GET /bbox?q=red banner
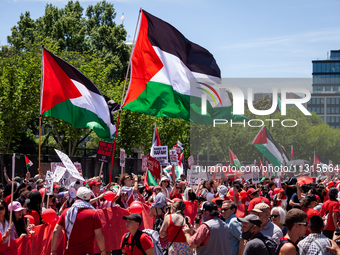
[0,204,155,255]
[147,155,161,180]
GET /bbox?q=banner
[51,162,82,188]
[187,165,207,186]
[153,146,168,166]
[147,155,161,180]
[95,141,114,163]
[172,146,181,161]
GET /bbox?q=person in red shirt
[51,187,105,255]
[300,194,320,235]
[170,183,183,200]
[121,213,155,255]
[247,188,270,212]
[320,187,340,239]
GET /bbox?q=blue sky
[1,0,340,92]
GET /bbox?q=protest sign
[153,146,168,165]
[54,149,84,181]
[253,170,260,184]
[187,156,194,169]
[141,155,148,172]
[147,155,161,180]
[45,171,54,195]
[169,149,178,165]
[120,149,125,167]
[95,141,114,163]
[187,166,207,186]
[53,166,67,183]
[243,165,254,181]
[173,146,181,161]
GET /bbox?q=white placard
[169,149,178,165]
[45,170,54,195]
[153,146,168,165]
[120,149,125,167]
[53,166,67,183]
[54,149,84,181]
[188,165,208,186]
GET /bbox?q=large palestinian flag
[40,48,120,141]
[252,126,286,167]
[229,148,242,168]
[122,10,245,124]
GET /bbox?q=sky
[1,0,340,94]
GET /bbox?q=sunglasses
[163,181,169,183]
[270,214,279,218]
[124,177,131,180]
[221,208,230,212]
[0,207,5,211]
[297,222,308,226]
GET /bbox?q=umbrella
[297,176,314,185]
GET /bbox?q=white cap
[217,185,228,197]
[77,187,92,200]
[206,192,214,201]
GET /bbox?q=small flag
[120,13,125,21]
[176,141,184,151]
[144,170,157,189]
[229,148,242,169]
[25,156,33,168]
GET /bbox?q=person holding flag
[24,156,33,171]
[119,173,138,206]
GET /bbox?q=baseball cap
[76,187,92,200]
[246,188,257,196]
[53,183,60,189]
[328,181,335,187]
[237,214,262,227]
[160,176,170,184]
[202,201,218,212]
[217,185,228,197]
[14,176,22,183]
[123,213,142,224]
[89,180,102,188]
[250,203,270,213]
[8,201,25,212]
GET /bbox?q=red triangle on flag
[252,126,267,145]
[41,49,82,114]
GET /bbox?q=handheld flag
[229,149,242,169]
[144,170,158,189]
[40,48,120,141]
[253,126,286,167]
[25,156,33,168]
[122,10,245,124]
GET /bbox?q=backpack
[153,207,165,232]
[257,236,277,255]
[121,229,163,255]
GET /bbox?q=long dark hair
[11,210,27,236]
[27,191,42,222]
[0,200,9,221]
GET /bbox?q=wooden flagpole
[8,154,15,247]
[109,9,143,183]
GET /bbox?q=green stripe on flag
[147,170,158,186]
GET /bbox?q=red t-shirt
[121,232,154,255]
[58,208,103,255]
[303,208,321,235]
[248,196,270,212]
[170,192,183,200]
[321,200,340,231]
[27,210,41,225]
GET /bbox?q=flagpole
[8,154,15,247]
[109,112,121,183]
[39,46,44,178]
[108,9,142,183]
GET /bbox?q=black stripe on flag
[44,49,102,95]
[143,10,221,78]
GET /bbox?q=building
[308,50,340,128]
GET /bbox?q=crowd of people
[2,167,340,255]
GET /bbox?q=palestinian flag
[143,169,158,189]
[25,156,33,168]
[229,149,242,169]
[314,151,328,172]
[40,48,120,141]
[176,141,184,152]
[122,10,245,124]
[252,126,285,167]
[291,146,295,160]
[150,122,161,157]
[178,152,184,168]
